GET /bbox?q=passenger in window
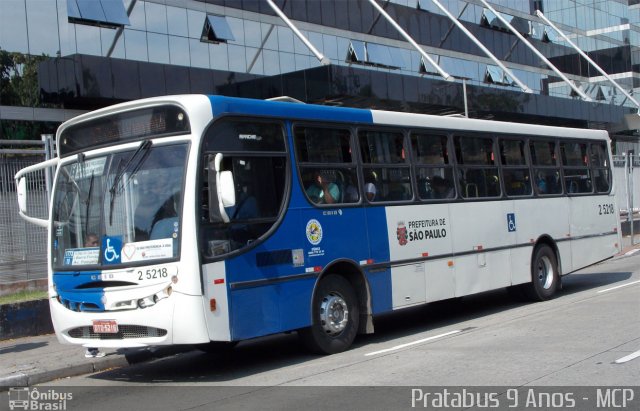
[536,173,547,194]
[431,176,454,199]
[365,183,377,202]
[84,233,99,248]
[306,172,340,204]
[226,186,257,220]
[343,175,359,203]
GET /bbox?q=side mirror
[218,171,236,208]
[17,177,27,214]
[15,156,55,228]
[214,153,235,223]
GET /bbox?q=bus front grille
[68,325,168,340]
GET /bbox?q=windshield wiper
[108,140,152,225]
[84,171,95,239]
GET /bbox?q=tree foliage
[0,49,44,107]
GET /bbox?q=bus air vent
[68,325,168,339]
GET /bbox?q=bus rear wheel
[525,244,559,301]
[300,274,359,355]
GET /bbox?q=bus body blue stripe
[208,95,374,124]
[219,109,392,340]
[53,272,105,311]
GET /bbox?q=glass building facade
[1,0,639,143]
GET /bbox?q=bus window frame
[560,140,594,196]
[293,122,362,207]
[357,127,414,205]
[589,141,612,194]
[197,115,291,263]
[409,129,458,202]
[529,138,565,197]
[452,132,502,200]
[498,136,534,199]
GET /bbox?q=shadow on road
[87,267,635,384]
[0,341,48,354]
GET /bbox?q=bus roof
[207,95,608,141]
[58,94,610,145]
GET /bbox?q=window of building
[346,41,400,69]
[485,65,514,86]
[67,0,130,28]
[419,56,441,76]
[542,27,560,43]
[347,40,366,63]
[480,8,530,35]
[201,15,235,43]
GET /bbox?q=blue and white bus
[16,95,620,354]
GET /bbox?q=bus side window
[561,142,592,194]
[590,143,611,193]
[500,139,532,197]
[530,140,562,196]
[411,132,456,201]
[359,130,412,202]
[295,126,359,205]
[455,135,500,199]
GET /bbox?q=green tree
[0,49,45,107]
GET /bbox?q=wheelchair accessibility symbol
[102,236,122,264]
[507,213,516,232]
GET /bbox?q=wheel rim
[536,255,554,289]
[319,292,349,336]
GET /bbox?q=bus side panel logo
[397,222,408,246]
[306,219,323,245]
[507,213,516,232]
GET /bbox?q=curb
[0,345,191,391]
[0,356,129,390]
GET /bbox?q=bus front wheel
[300,274,360,354]
[526,244,559,301]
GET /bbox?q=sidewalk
[0,334,190,390]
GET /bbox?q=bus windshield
[51,143,188,269]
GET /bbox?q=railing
[0,136,55,282]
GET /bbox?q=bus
[16,95,620,354]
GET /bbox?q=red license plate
[92,320,118,334]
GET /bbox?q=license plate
[92,320,118,334]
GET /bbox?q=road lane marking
[624,249,640,256]
[364,330,461,356]
[615,350,640,364]
[597,280,640,294]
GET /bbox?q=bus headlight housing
[137,285,172,309]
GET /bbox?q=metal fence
[613,154,640,240]
[0,137,54,283]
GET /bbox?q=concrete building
[1,0,639,150]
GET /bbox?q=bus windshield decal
[121,239,174,263]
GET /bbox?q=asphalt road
[35,251,640,410]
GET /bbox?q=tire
[525,244,559,301]
[299,274,360,355]
[195,341,238,354]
